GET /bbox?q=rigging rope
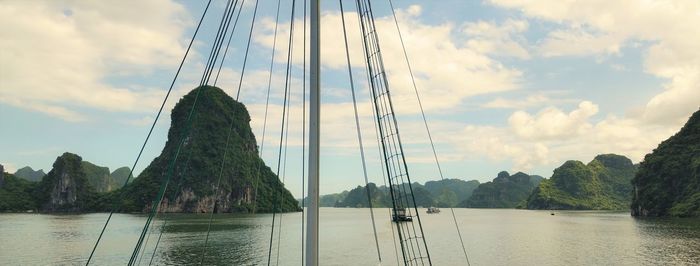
[199,0,249,262]
[213,0,247,86]
[85,1,213,265]
[267,1,297,264]
[251,0,283,215]
[300,0,307,264]
[386,1,471,264]
[339,0,382,263]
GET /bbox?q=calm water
[1,208,699,265]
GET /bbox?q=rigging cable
[85,1,213,265]
[300,0,307,264]
[251,0,283,215]
[386,1,471,264]
[128,0,239,264]
[339,0,382,263]
[213,0,247,86]
[198,0,251,263]
[267,1,297,264]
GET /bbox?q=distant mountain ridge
[304,179,481,208]
[14,167,45,182]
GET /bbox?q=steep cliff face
[119,86,298,213]
[461,171,541,208]
[632,109,700,217]
[37,153,97,212]
[526,154,637,210]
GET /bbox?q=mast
[306,0,320,265]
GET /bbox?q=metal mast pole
[306,0,320,265]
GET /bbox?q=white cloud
[509,101,598,140]
[463,19,531,59]
[450,125,551,171]
[538,27,623,57]
[0,0,193,121]
[482,94,553,109]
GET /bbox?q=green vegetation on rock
[82,161,118,193]
[526,154,637,210]
[461,171,542,208]
[110,167,133,187]
[632,109,700,217]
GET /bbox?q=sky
[1,0,699,197]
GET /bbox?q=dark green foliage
[0,173,39,211]
[14,166,45,182]
[424,179,480,207]
[632,109,700,217]
[462,171,540,208]
[118,86,298,213]
[526,154,637,210]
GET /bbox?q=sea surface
[1,208,699,265]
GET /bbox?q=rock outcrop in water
[119,86,298,213]
[36,152,98,212]
[526,154,637,210]
[632,109,700,217]
[461,171,542,208]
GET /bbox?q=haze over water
[1,208,699,265]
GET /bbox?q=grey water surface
[1,208,699,265]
